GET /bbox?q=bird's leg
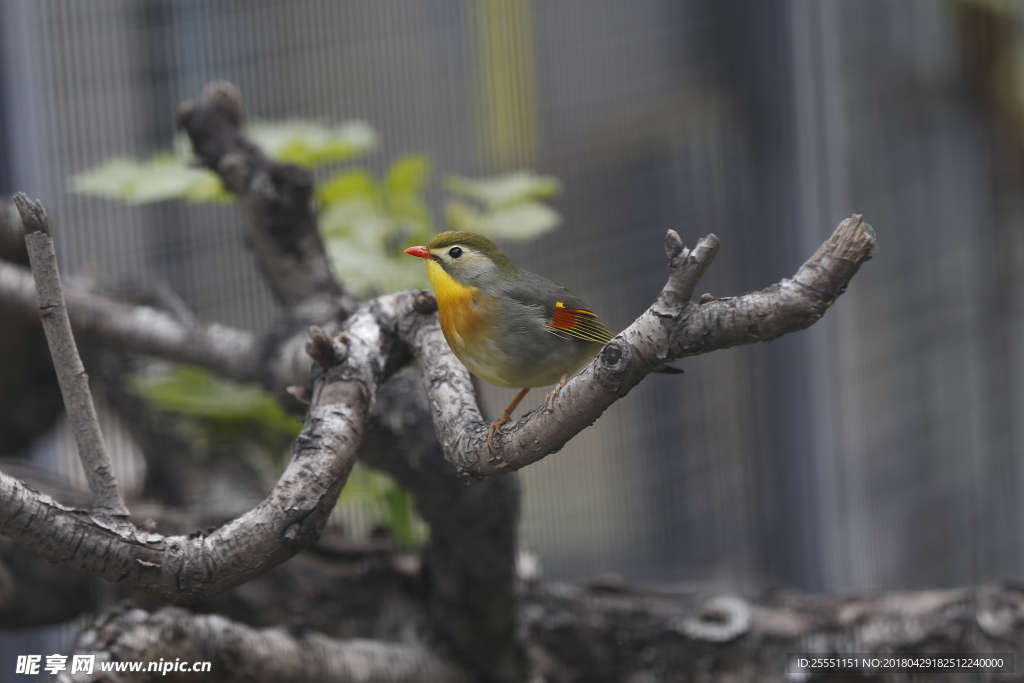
[544,371,569,413]
[488,387,531,452]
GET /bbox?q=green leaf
[318,157,434,293]
[445,170,561,209]
[385,486,417,546]
[337,462,426,547]
[323,227,430,294]
[70,158,141,200]
[318,169,380,208]
[385,155,432,238]
[444,199,560,240]
[385,155,430,197]
[130,365,301,437]
[247,120,378,168]
[71,154,232,204]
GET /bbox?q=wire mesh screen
[1,0,1022,594]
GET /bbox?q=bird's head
[405,231,517,287]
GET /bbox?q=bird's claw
[544,371,569,413]
[487,415,510,453]
[544,388,560,413]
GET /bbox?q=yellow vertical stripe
[470,0,539,168]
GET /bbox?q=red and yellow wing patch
[548,301,614,344]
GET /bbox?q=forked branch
[400,215,877,478]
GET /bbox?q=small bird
[406,231,676,451]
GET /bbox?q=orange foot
[544,371,569,413]
[487,415,511,453]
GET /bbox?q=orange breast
[427,260,490,354]
[438,289,491,353]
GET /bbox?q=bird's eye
[448,247,463,259]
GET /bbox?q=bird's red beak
[404,246,432,259]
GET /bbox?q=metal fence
[1,0,1020,595]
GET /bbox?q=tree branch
[361,371,524,683]
[175,81,357,320]
[13,193,129,518]
[400,215,877,478]
[0,82,879,682]
[524,580,1019,682]
[58,605,468,683]
[0,298,400,602]
[0,259,260,383]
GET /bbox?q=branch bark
[0,259,260,383]
[57,605,467,683]
[13,193,128,518]
[524,580,1021,683]
[361,371,524,682]
[176,80,357,320]
[0,295,405,602]
[53,578,1022,683]
[399,216,876,478]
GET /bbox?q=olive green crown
[428,231,517,271]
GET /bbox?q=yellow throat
[426,259,477,310]
[425,259,495,374]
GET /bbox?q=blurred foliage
[73,117,563,544]
[131,364,423,544]
[335,461,426,547]
[246,120,378,168]
[71,118,562,295]
[318,155,436,294]
[71,153,233,204]
[445,171,562,240]
[130,364,301,454]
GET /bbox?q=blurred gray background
[2,0,1021,598]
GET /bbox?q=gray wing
[496,271,613,344]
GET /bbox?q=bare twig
[13,193,129,518]
[401,215,877,478]
[59,605,468,683]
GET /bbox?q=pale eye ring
[448,246,463,259]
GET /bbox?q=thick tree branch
[176,80,357,320]
[0,299,397,602]
[361,371,524,683]
[49,576,1022,683]
[58,605,467,683]
[400,215,877,478]
[525,580,1019,683]
[13,194,129,518]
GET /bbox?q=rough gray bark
[13,194,128,518]
[0,204,63,456]
[176,81,357,321]
[0,258,260,383]
[48,576,1024,683]
[362,370,523,682]
[523,580,1023,683]
[0,295,409,601]
[55,605,467,683]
